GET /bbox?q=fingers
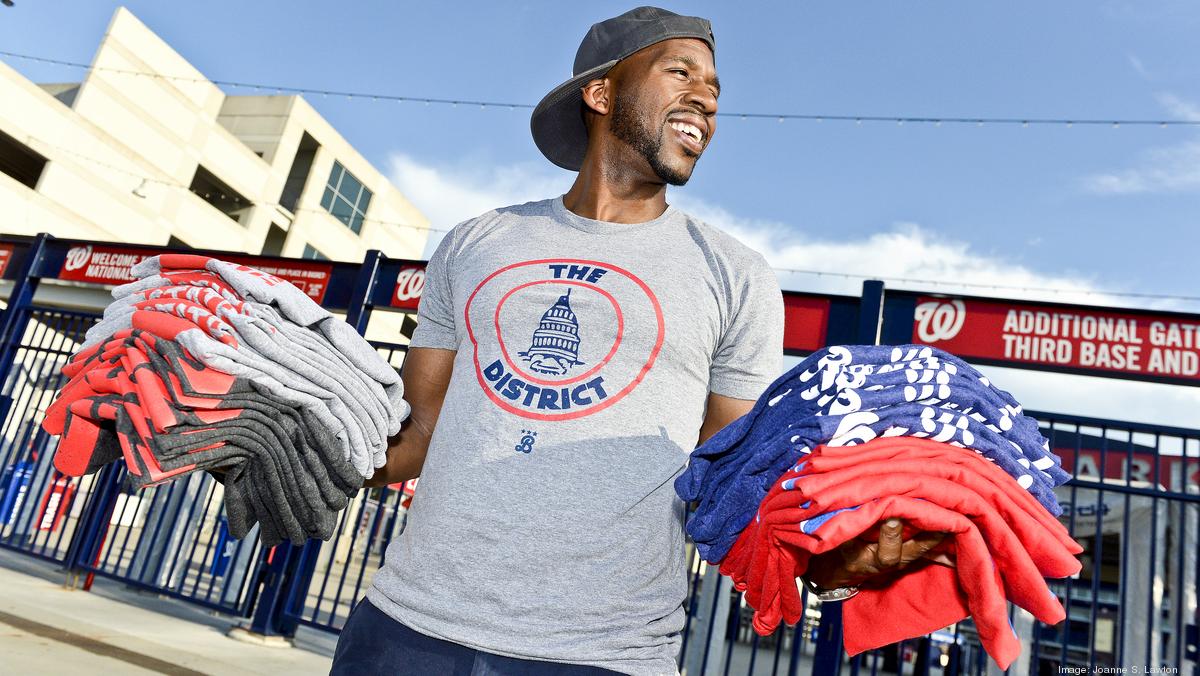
[900,531,946,566]
[876,518,904,567]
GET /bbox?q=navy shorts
[330,598,625,675]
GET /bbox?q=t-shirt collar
[552,194,679,234]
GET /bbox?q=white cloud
[1083,139,1200,195]
[1082,94,1200,195]
[387,153,1200,426]
[388,153,572,254]
[389,151,1188,309]
[1157,92,1200,121]
[670,194,1136,307]
[1127,53,1151,79]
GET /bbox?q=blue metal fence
[0,306,103,564]
[0,234,1196,675]
[70,465,267,615]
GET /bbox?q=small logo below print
[519,289,585,376]
[514,430,538,454]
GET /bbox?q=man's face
[605,38,719,186]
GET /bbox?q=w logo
[64,245,92,272]
[394,267,425,303]
[914,299,966,342]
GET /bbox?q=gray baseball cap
[530,6,715,172]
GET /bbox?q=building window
[188,165,251,225]
[320,161,372,235]
[0,129,48,189]
[279,132,319,213]
[302,244,329,261]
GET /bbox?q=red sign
[224,254,333,305]
[391,264,427,311]
[913,296,1200,384]
[1057,447,1200,493]
[783,295,831,353]
[0,243,13,277]
[57,244,334,303]
[36,476,75,533]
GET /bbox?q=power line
[769,265,1200,303]
[21,135,1200,305]
[4,49,1199,129]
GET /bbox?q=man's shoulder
[449,197,557,236]
[673,208,773,272]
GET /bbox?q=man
[332,8,943,675]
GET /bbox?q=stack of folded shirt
[40,254,410,547]
[674,345,1081,669]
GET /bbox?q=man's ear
[581,78,612,116]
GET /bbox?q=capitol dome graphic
[519,289,585,376]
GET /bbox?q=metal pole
[811,601,846,675]
[857,280,885,345]
[0,234,49,386]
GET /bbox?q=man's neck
[562,155,669,224]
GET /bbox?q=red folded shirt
[45,309,251,483]
[720,436,1081,670]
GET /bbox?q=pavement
[0,549,336,675]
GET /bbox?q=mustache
[665,106,707,120]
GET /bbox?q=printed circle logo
[465,258,663,421]
[64,245,93,272]
[914,299,966,342]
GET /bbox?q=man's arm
[697,391,755,445]
[697,392,950,591]
[364,347,456,488]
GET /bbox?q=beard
[608,90,695,186]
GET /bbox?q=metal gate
[0,306,102,564]
[683,411,1199,676]
[1,234,1197,675]
[0,235,378,620]
[281,340,413,632]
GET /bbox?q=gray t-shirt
[368,196,783,675]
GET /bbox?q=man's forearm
[364,418,434,487]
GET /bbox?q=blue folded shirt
[676,344,1070,562]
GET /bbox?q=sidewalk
[0,550,336,675]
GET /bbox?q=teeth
[669,121,702,143]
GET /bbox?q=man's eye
[670,69,688,77]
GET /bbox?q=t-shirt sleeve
[409,228,459,350]
[708,255,784,400]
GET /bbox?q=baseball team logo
[914,299,966,342]
[394,267,426,304]
[63,245,93,272]
[465,258,664,421]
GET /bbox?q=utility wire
[4,49,1199,128]
[24,135,1200,305]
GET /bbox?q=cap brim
[530,59,618,172]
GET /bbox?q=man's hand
[695,395,954,591]
[803,518,954,591]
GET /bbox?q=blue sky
[3,1,1199,424]
[3,1,1198,304]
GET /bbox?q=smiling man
[331,7,938,676]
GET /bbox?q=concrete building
[0,6,430,263]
